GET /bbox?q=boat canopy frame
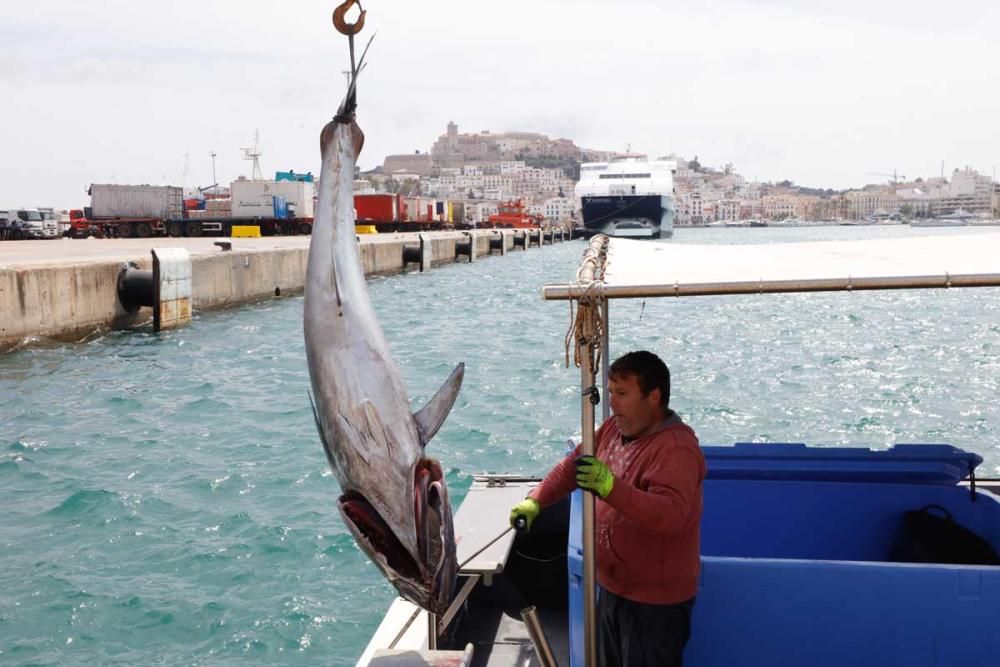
[543,232,1000,302]
[541,230,1000,667]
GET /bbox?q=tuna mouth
[337,459,455,612]
[339,492,422,582]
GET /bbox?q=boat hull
[579,194,674,239]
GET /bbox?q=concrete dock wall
[192,247,309,310]
[0,229,567,352]
[0,261,144,347]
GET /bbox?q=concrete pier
[0,229,569,352]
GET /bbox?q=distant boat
[911,209,977,227]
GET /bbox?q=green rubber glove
[575,455,615,498]
[510,498,541,532]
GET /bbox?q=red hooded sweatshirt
[529,411,705,605]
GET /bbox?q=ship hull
[579,194,674,239]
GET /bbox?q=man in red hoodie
[510,350,705,667]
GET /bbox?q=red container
[353,194,399,223]
[183,198,201,211]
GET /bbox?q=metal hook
[333,0,366,35]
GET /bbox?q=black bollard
[117,262,154,313]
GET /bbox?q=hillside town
[5,124,997,241]
[359,122,1000,227]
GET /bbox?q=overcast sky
[3,0,998,209]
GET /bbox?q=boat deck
[360,476,570,667]
[453,599,569,666]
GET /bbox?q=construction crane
[867,170,907,184]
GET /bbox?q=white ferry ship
[574,155,676,239]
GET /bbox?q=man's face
[608,373,663,438]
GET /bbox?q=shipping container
[230,180,316,219]
[274,180,315,218]
[275,170,315,183]
[89,184,184,220]
[354,193,399,223]
[205,199,232,213]
[405,197,433,223]
[402,197,419,222]
[451,201,467,225]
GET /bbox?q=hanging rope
[564,235,609,370]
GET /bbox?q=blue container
[567,443,1000,667]
[272,196,288,220]
[275,170,314,183]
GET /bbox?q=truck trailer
[69,184,313,238]
[353,193,455,232]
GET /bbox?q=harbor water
[2,226,999,665]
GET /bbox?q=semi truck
[0,208,60,240]
[69,184,314,238]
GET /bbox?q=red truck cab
[67,209,101,238]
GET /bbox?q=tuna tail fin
[335,33,376,121]
[413,363,465,446]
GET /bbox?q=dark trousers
[597,589,695,667]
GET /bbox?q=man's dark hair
[609,351,670,408]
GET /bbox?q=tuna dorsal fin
[413,363,465,446]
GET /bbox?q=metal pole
[580,320,599,667]
[601,298,610,423]
[521,606,559,667]
[427,613,437,650]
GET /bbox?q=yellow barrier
[231,225,261,238]
[355,225,378,235]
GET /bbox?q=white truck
[0,209,60,240]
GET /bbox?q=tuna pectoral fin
[413,363,465,446]
[308,390,331,453]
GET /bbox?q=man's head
[608,351,671,438]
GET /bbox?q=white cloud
[1,0,998,208]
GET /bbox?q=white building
[542,196,576,223]
[500,161,527,174]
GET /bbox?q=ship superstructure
[575,155,676,238]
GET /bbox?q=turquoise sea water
[2,226,999,665]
